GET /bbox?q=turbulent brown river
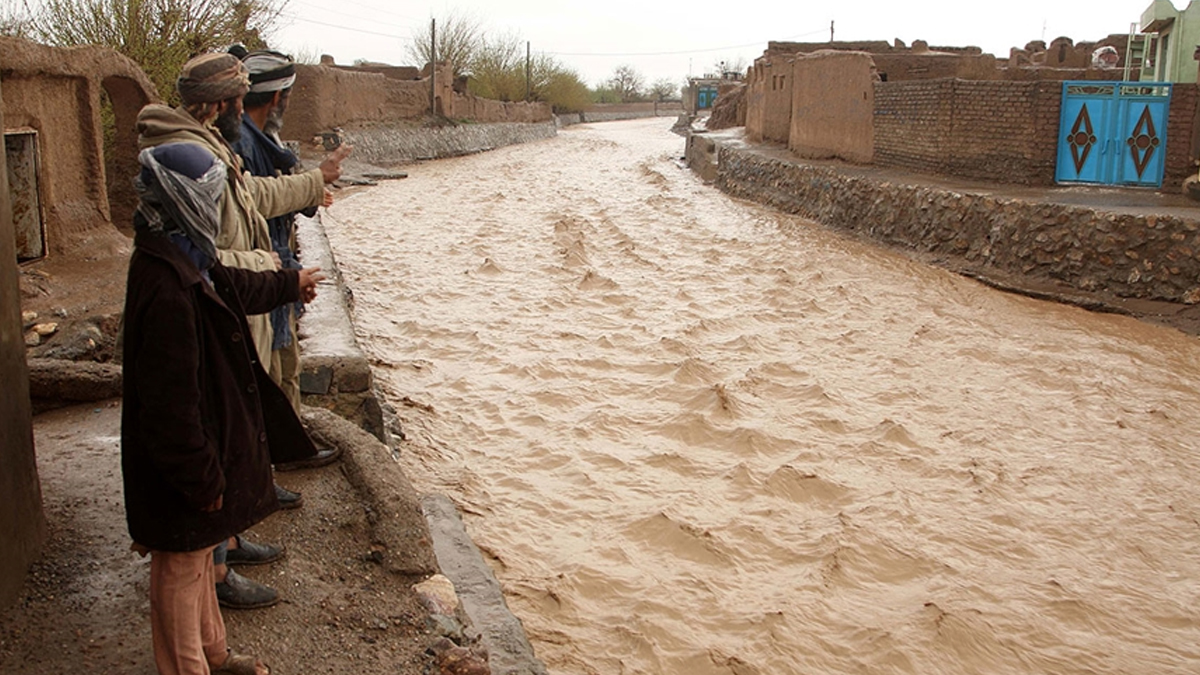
[322,117,1200,674]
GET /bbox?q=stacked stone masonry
[713,144,1200,303]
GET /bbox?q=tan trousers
[268,306,301,412]
[150,547,227,675]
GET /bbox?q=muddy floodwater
[322,118,1200,674]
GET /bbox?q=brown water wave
[323,118,1200,674]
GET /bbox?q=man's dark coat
[121,230,316,552]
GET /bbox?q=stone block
[334,359,373,393]
[300,365,334,395]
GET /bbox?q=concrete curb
[423,494,549,675]
[296,210,389,442]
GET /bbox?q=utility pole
[830,20,834,43]
[525,41,531,102]
[430,18,436,117]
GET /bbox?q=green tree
[467,31,524,101]
[465,33,590,113]
[22,0,283,104]
[406,10,480,78]
[591,86,622,104]
[530,57,590,113]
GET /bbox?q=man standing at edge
[135,52,346,609]
[122,139,324,675]
[229,49,325,414]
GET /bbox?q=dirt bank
[0,399,449,675]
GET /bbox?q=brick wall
[1166,84,1199,190]
[872,80,954,177]
[874,79,1061,185]
[875,79,1197,189]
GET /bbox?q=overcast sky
[270,1,1158,88]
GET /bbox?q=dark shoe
[274,445,342,472]
[274,483,304,510]
[225,534,284,566]
[216,568,279,609]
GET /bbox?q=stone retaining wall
[705,138,1200,303]
[339,121,557,166]
[295,212,388,442]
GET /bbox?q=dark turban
[177,53,251,105]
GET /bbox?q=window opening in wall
[5,129,45,263]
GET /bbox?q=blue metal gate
[1056,81,1172,187]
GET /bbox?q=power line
[289,0,425,27]
[279,12,415,41]
[544,27,828,58]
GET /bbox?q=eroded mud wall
[0,77,45,609]
[283,64,553,142]
[789,51,875,163]
[0,37,154,253]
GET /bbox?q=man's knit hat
[177,53,251,104]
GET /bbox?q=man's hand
[319,144,353,185]
[298,266,327,303]
[269,251,283,270]
[322,188,334,208]
[202,494,223,512]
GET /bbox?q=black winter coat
[121,231,316,552]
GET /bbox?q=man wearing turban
[135,52,347,610]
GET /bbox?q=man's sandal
[212,652,271,675]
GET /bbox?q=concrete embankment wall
[690,133,1200,304]
[340,121,558,166]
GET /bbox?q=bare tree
[0,0,32,36]
[25,0,284,102]
[606,64,644,102]
[406,10,481,78]
[649,77,677,102]
[712,56,748,77]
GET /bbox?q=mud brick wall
[711,143,1200,303]
[873,79,1061,185]
[790,51,875,163]
[285,64,552,141]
